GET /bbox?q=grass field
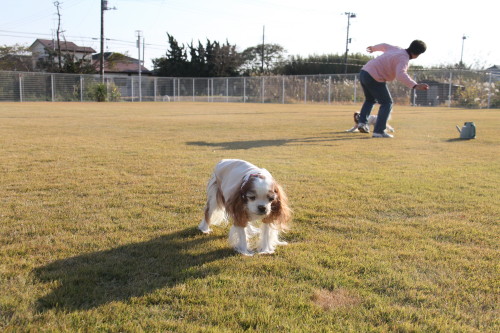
[0,102,498,332]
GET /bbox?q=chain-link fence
[0,69,498,108]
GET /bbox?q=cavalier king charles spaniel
[346,112,395,133]
[198,159,291,256]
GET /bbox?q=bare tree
[53,1,64,71]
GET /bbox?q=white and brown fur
[198,159,291,256]
[346,112,395,133]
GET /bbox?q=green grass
[0,102,498,332]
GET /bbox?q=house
[485,65,500,81]
[413,80,463,106]
[29,39,96,66]
[92,52,151,76]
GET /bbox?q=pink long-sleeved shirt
[361,43,417,89]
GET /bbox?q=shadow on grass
[187,133,367,150]
[33,228,233,312]
[445,138,474,142]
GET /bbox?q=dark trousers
[359,70,393,133]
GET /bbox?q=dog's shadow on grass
[187,133,366,150]
[33,228,233,312]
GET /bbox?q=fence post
[226,78,229,103]
[51,74,55,102]
[19,74,23,102]
[487,72,492,109]
[448,72,453,107]
[154,78,157,102]
[328,76,331,104]
[243,77,246,103]
[139,75,142,102]
[80,76,84,102]
[172,78,175,102]
[353,75,357,103]
[282,76,285,104]
[131,77,135,102]
[261,77,265,103]
[304,77,307,104]
[193,78,195,102]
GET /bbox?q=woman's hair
[408,40,427,55]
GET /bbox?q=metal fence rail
[0,70,498,108]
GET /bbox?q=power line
[0,29,167,51]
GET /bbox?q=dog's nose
[257,205,267,213]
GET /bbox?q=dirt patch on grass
[311,288,361,310]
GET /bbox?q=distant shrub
[87,82,121,102]
[456,80,498,108]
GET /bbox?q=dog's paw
[235,248,254,256]
[198,220,212,234]
[276,240,288,246]
[257,249,275,255]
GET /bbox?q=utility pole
[261,25,265,74]
[136,30,142,102]
[343,12,356,74]
[100,0,116,81]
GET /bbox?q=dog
[198,159,291,256]
[346,112,395,133]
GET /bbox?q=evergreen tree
[152,33,188,77]
[281,53,372,75]
[153,34,242,77]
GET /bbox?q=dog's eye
[268,196,276,202]
[247,195,256,201]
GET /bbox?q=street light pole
[459,34,467,68]
[344,12,356,74]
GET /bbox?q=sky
[1,0,498,71]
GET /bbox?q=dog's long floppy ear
[226,177,253,227]
[263,181,291,229]
[354,112,360,124]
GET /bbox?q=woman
[357,40,429,138]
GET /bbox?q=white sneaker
[372,132,394,138]
[357,123,370,133]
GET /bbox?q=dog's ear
[354,112,360,123]
[263,181,291,229]
[226,178,252,227]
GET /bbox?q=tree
[60,53,96,74]
[54,1,64,72]
[153,33,243,77]
[280,53,372,75]
[152,33,188,77]
[188,40,206,77]
[210,40,243,77]
[0,44,32,71]
[241,43,286,76]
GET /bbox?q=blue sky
[1,0,498,70]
